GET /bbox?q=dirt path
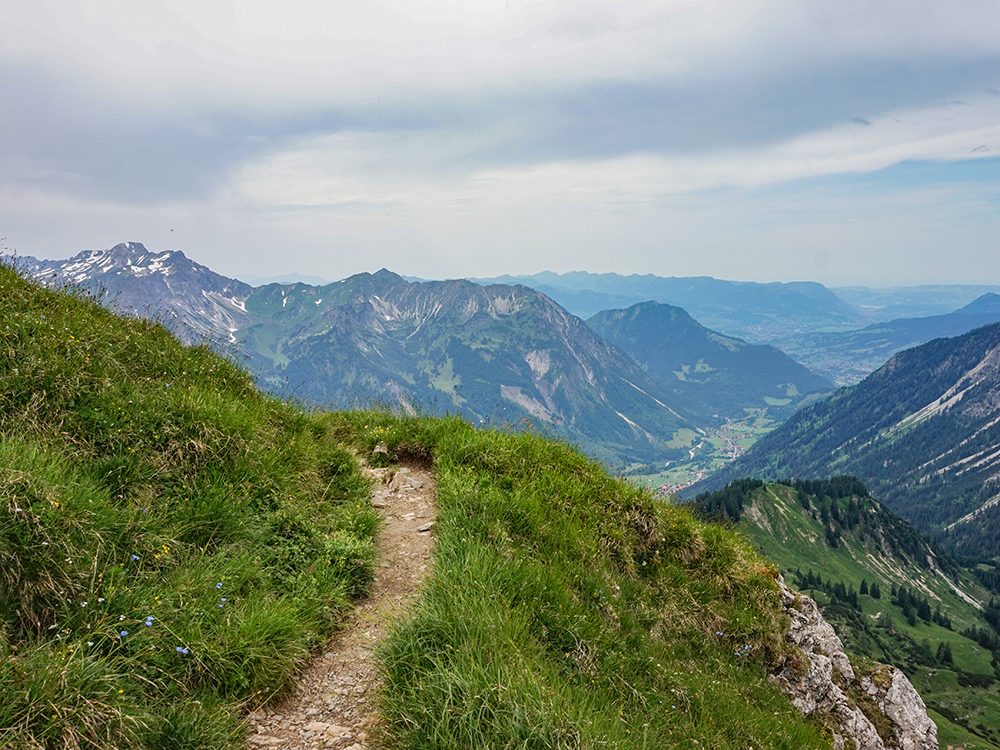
[246,464,437,750]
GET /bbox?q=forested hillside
[692,323,1000,558]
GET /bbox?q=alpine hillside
[3,257,938,750]
[692,322,1000,559]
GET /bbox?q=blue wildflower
[120,630,128,637]
[176,646,189,654]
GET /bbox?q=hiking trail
[246,463,437,750]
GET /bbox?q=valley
[631,414,778,494]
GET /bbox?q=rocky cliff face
[770,579,937,750]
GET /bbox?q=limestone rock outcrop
[769,578,937,750]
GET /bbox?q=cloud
[3,0,1000,284]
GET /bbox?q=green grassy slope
[0,265,379,748]
[328,413,832,750]
[1,265,839,749]
[694,478,1000,749]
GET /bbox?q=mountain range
[19,242,1000,497]
[242,269,705,463]
[475,271,1000,386]
[474,270,862,341]
[14,243,837,464]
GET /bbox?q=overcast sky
[3,1,1000,287]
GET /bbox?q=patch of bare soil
[245,463,437,750]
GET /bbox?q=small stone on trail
[417,522,435,532]
[247,736,285,747]
[304,721,353,736]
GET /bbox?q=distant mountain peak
[17,242,252,343]
[371,268,407,286]
[958,292,1000,316]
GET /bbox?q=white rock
[771,578,937,750]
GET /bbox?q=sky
[2,0,1000,287]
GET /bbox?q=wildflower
[176,646,189,654]
[220,598,226,602]
[215,582,223,589]
[130,554,139,561]
[120,630,128,637]
[144,616,154,626]
[119,615,125,621]
[98,598,105,602]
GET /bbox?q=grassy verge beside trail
[0,265,379,749]
[330,411,833,750]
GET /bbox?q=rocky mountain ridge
[253,269,708,462]
[17,242,254,342]
[693,476,1000,746]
